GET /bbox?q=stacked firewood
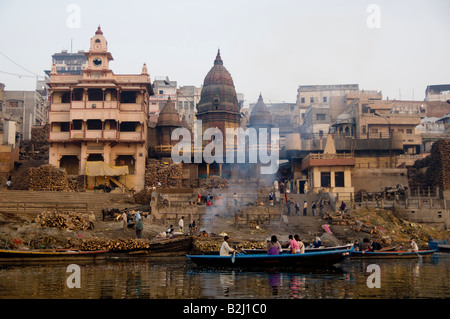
[35,211,94,231]
[145,159,182,188]
[28,164,70,191]
[66,237,152,251]
[427,139,450,190]
[409,139,450,191]
[192,238,266,253]
[20,125,49,160]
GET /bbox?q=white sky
[0,0,449,106]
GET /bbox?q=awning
[85,161,129,176]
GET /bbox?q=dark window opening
[72,89,84,101]
[88,89,103,101]
[321,172,331,188]
[72,120,83,130]
[104,120,117,130]
[87,119,102,130]
[120,91,137,103]
[120,121,139,132]
[316,114,326,121]
[61,91,71,103]
[335,171,345,187]
[87,153,104,162]
[52,122,70,132]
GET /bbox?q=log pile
[66,237,152,252]
[28,164,70,191]
[192,238,266,253]
[35,211,95,231]
[145,159,183,188]
[409,139,450,191]
[20,125,49,160]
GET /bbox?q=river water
[0,254,449,300]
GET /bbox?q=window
[316,114,326,121]
[335,172,345,187]
[301,97,305,104]
[86,119,102,130]
[323,97,327,103]
[159,90,164,95]
[398,129,404,133]
[72,120,83,130]
[321,172,331,188]
[9,101,19,108]
[178,101,183,109]
[406,129,413,134]
[310,97,314,103]
[88,89,103,101]
[120,91,137,103]
[371,128,378,134]
[120,121,139,132]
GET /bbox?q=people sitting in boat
[267,235,282,255]
[353,240,360,251]
[294,234,305,254]
[312,237,322,248]
[220,236,236,256]
[361,238,371,251]
[288,235,299,254]
[370,239,382,251]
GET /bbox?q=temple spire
[214,48,223,65]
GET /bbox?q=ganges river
[0,253,449,299]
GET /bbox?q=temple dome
[249,94,272,127]
[157,97,180,127]
[196,50,240,115]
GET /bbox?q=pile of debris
[35,211,95,231]
[145,159,183,188]
[345,208,448,247]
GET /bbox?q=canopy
[85,161,129,176]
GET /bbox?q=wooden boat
[242,244,353,255]
[186,246,353,268]
[127,236,194,256]
[350,249,436,259]
[428,240,450,253]
[0,248,109,262]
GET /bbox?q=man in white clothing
[220,236,235,256]
[178,216,184,232]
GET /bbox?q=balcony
[50,103,70,112]
[119,131,144,142]
[49,131,70,141]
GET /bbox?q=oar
[231,251,236,263]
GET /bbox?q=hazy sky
[0,0,449,106]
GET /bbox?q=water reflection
[0,254,449,299]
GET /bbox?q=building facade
[47,26,153,191]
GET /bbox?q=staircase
[0,190,130,218]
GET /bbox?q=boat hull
[186,247,353,268]
[0,249,109,262]
[350,249,436,259]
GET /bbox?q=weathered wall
[352,168,409,192]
